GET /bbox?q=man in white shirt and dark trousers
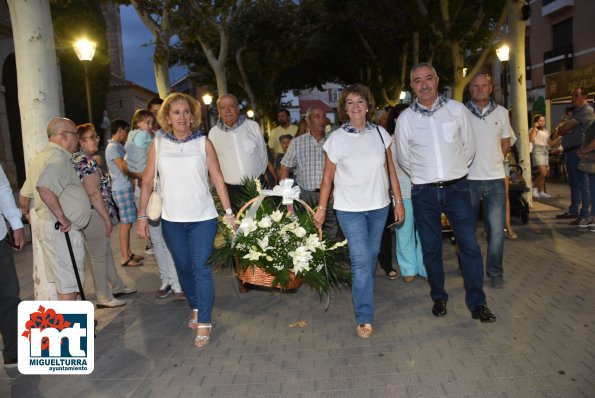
[465,72,511,289]
[209,94,274,210]
[0,163,25,367]
[395,63,496,323]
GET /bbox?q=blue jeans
[468,179,506,278]
[411,179,486,312]
[161,218,218,323]
[590,173,595,218]
[565,149,590,217]
[336,205,389,325]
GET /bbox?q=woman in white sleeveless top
[137,93,235,348]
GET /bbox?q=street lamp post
[202,93,213,133]
[73,38,97,123]
[496,44,510,108]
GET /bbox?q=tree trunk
[507,1,532,202]
[236,47,256,111]
[451,42,466,101]
[153,38,171,99]
[8,0,62,300]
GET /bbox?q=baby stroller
[509,165,530,224]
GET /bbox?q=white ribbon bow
[233,179,301,247]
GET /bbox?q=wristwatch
[225,208,233,215]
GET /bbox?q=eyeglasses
[62,130,78,137]
[80,135,100,142]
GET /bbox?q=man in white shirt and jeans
[465,72,511,289]
[395,63,496,323]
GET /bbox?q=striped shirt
[281,132,328,191]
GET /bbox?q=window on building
[553,18,572,49]
[329,88,342,103]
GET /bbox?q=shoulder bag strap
[152,135,161,191]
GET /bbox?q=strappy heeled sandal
[188,309,198,330]
[194,323,212,348]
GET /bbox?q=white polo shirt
[466,102,511,180]
[323,124,391,212]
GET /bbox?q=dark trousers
[377,203,395,274]
[0,237,20,362]
[411,179,486,312]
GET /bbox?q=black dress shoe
[471,304,496,323]
[432,299,447,317]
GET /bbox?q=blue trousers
[161,218,217,323]
[336,205,389,325]
[395,199,426,277]
[566,149,590,217]
[412,179,486,312]
[468,179,506,278]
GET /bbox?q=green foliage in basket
[211,178,351,294]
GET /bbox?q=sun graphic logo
[18,301,94,374]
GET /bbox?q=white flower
[289,246,312,274]
[327,240,347,251]
[304,234,321,251]
[258,216,272,229]
[292,226,307,238]
[280,221,297,235]
[243,247,264,261]
[256,236,272,252]
[271,210,284,223]
[240,220,258,236]
[255,179,262,194]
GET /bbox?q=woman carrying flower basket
[137,93,236,348]
[313,84,405,339]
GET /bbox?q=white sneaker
[539,192,552,199]
[96,298,126,309]
[577,217,595,228]
[532,188,540,198]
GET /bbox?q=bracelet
[223,213,235,218]
[137,215,149,220]
[394,198,404,205]
[225,208,233,215]
[318,206,326,211]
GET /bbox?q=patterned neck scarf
[162,129,203,143]
[217,115,246,132]
[465,98,497,120]
[410,94,449,117]
[341,121,374,134]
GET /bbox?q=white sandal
[194,323,212,348]
[188,309,198,330]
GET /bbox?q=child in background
[125,109,154,192]
[275,134,293,171]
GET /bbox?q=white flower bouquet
[214,179,350,293]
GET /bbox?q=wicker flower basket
[234,196,321,290]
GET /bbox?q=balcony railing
[543,46,573,76]
[542,0,574,16]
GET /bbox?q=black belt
[303,188,320,192]
[564,146,580,153]
[416,176,466,189]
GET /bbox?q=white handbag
[147,136,162,221]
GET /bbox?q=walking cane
[55,222,86,300]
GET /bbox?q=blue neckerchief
[465,98,497,120]
[341,121,374,134]
[410,94,449,117]
[162,129,203,143]
[216,115,246,132]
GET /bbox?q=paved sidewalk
[1,181,594,397]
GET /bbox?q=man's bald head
[47,117,76,138]
[47,117,78,153]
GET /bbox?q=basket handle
[235,196,322,240]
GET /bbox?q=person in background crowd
[504,128,518,240]
[138,93,236,348]
[275,134,293,171]
[19,117,92,301]
[375,107,399,280]
[0,163,25,368]
[314,84,404,339]
[577,121,595,231]
[147,97,164,133]
[395,63,496,323]
[554,87,594,224]
[279,106,338,241]
[269,109,298,163]
[73,123,137,308]
[530,114,560,199]
[106,119,143,267]
[388,104,427,282]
